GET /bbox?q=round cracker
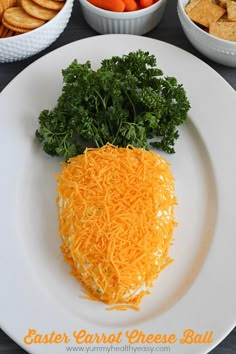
[2,16,30,32]
[1,0,17,10]
[21,0,58,20]
[0,23,4,37]
[32,0,64,10]
[5,28,15,36]
[3,7,45,29]
[0,0,4,20]
[2,24,9,36]
[1,26,14,37]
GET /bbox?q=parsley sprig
[35,50,190,160]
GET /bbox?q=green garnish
[35,50,190,160]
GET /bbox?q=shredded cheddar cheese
[56,144,177,310]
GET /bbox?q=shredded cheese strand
[56,144,177,310]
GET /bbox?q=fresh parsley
[35,50,190,160]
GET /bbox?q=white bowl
[78,0,168,35]
[177,0,236,67]
[0,0,73,63]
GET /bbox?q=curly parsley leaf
[35,50,190,160]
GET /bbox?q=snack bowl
[177,0,236,67]
[0,0,73,63]
[78,0,168,35]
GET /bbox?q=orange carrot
[140,0,154,8]
[123,0,138,11]
[87,0,125,12]
[56,144,177,310]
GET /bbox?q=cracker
[5,28,14,36]
[219,0,227,8]
[32,0,64,10]
[1,25,14,36]
[0,1,4,20]
[217,13,229,21]
[187,0,226,27]
[2,24,9,36]
[2,15,30,32]
[209,20,236,40]
[227,0,236,21]
[1,0,17,10]
[185,0,201,13]
[21,0,59,20]
[3,6,45,29]
[0,23,4,36]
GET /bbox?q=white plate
[0,34,236,354]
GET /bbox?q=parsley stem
[45,125,66,136]
[95,90,106,110]
[112,119,123,145]
[125,91,136,122]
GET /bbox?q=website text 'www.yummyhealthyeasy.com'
[65,345,171,352]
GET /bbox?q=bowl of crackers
[177,0,236,67]
[0,0,73,63]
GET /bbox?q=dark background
[0,0,235,353]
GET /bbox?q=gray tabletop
[0,0,235,353]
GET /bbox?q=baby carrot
[123,0,138,11]
[140,0,154,8]
[88,0,125,12]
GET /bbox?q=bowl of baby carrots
[78,0,167,35]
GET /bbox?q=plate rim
[0,34,236,354]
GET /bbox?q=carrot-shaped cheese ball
[56,144,177,310]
